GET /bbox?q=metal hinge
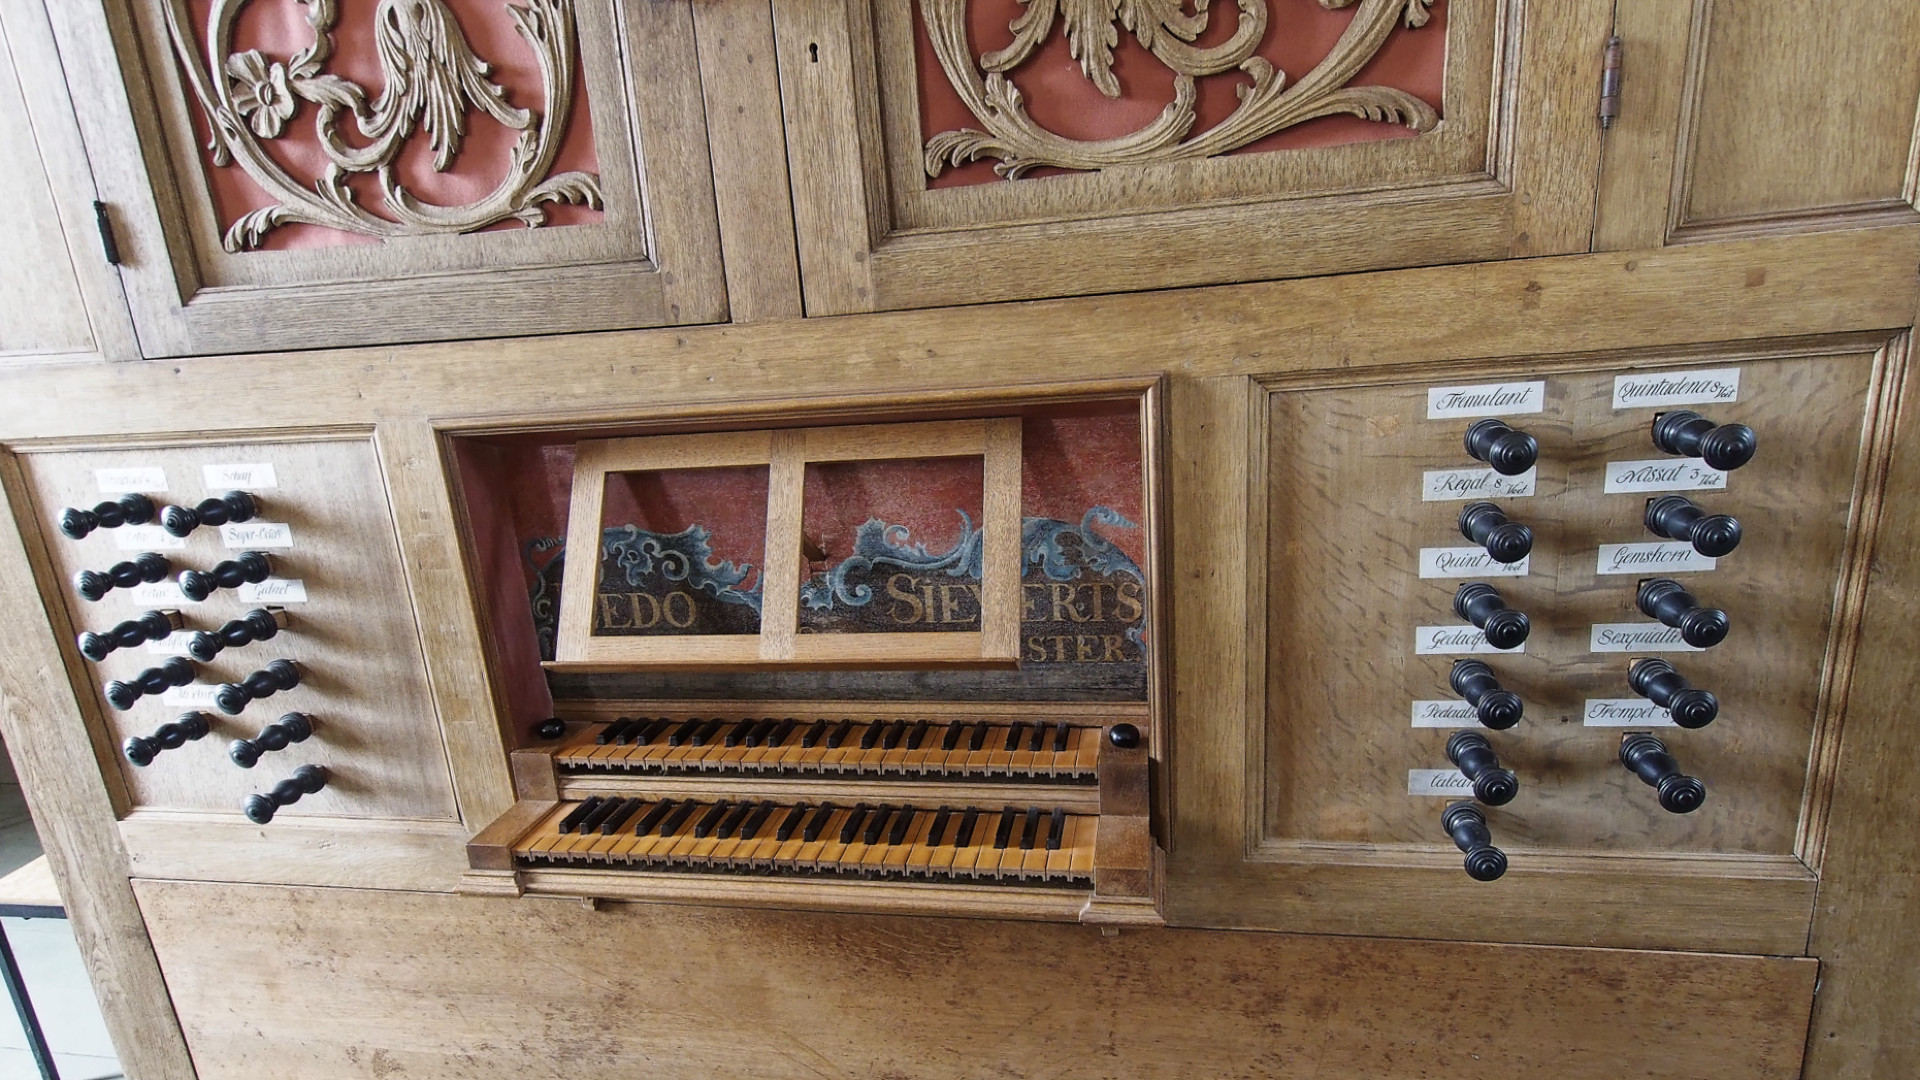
[93,200,121,265]
[1599,35,1623,129]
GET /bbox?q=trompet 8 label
[1583,699,1676,726]
[1427,381,1546,419]
[1612,368,1740,409]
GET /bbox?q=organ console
[1619,733,1707,814]
[228,712,315,768]
[59,493,155,540]
[1457,501,1533,563]
[123,711,213,767]
[1453,582,1530,649]
[1645,494,1743,557]
[1628,658,1720,729]
[1650,410,1758,471]
[215,659,302,716]
[1440,802,1507,882]
[1462,418,1538,476]
[187,608,289,662]
[1444,731,1518,806]
[74,552,171,601]
[78,609,182,662]
[178,551,272,602]
[160,489,259,537]
[242,764,330,824]
[1448,660,1524,730]
[1637,577,1731,648]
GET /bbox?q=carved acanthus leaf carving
[161,0,603,251]
[922,0,1441,180]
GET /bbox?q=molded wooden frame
[552,418,1022,671]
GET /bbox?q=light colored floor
[0,738,124,1080]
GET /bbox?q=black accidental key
[1047,807,1066,851]
[775,802,811,842]
[862,805,893,845]
[1027,724,1046,752]
[1004,723,1025,752]
[888,806,914,845]
[747,719,776,747]
[881,722,905,751]
[724,720,754,747]
[839,804,873,844]
[993,807,1018,849]
[557,796,603,834]
[660,800,700,836]
[694,800,733,839]
[828,720,853,749]
[741,801,775,841]
[633,800,673,836]
[578,798,622,834]
[602,799,642,835]
[1052,722,1070,753]
[859,722,881,750]
[691,719,721,746]
[716,801,754,839]
[594,721,622,746]
[668,719,700,747]
[928,806,953,846]
[955,808,981,846]
[768,720,795,748]
[1019,806,1041,850]
[941,723,964,751]
[615,718,643,745]
[802,721,827,748]
[802,802,837,842]
[632,719,665,745]
[968,723,989,752]
[907,720,930,751]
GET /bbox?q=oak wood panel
[1591,0,1694,252]
[136,879,1818,1080]
[0,2,91,358]
[119,812,469,892]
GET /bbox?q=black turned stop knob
[1637,577,1729,648]
[78,609,182,662]
[228,711,315,768]
[534,717,566,740]
[1463,418,1538,477]
[1619,733,1706,814]
[179,551,272,602]
[103,656,196,711]
[215,659,301,716]
[1651,410,1756,472]
[1627,657,1720,729]
[1449,659,1523,730]
[1645,495,1742,558]
[187,607,288,662]
[1453,582,1530,650]
[61,493,155,540]
[1442,801,1508,882]
[123,711,213,767]
[1445,730,1518,806]
[74,552,171,602]
[161,490,259,538]
[1458,502,1533,564]
[1107,723,1141,749]
[242,763,328,824]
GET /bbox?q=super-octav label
[1415,625,1523,655]
[1589,622,1702,653]
[1612,368,1740,409]
[1596,541,1715,575]
[1421,466,1536,502]
[1426,381,1545,419]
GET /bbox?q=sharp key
[775,802,811,842]
[1052,722,1070,753]
[713,801,751,839]
[954,808,981,847]
[615,718,644,745]
[968,723,989,752]
[802,721,827,748]
[1027,724,1047,752]
[557,796,603,834]
[828,719,854,749]
[747,719,776,746]
[941,722,964,751]
[993,807,1018,849]
[660,800,700,837]
[597,798,640,835]
[589,798,633,835]
[741,801,775,841]
[1020,806,1042,850]
[633,800,673,836]
[888,805,915,846]
[927,806,953,847]
[1047,807,1066,850]
[633,719,668,745]
[877,722,902,751]
[839,804,873,844]
[691,719,721,746]
[724,720,754,747]
[1004,722,1025,752]
[859,722,882,750]
[668,719,699,746]
[904,719,930,751]
[862,805,894,846]
[595,720,626,746]
[802,802,838,843]
[768,719,795,748]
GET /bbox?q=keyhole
[809,42,819,62]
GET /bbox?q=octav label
[1419,547,1529,579]
[161,684,221,708]
[1603,458,1727,494]
[238,578,307,603]
[220,522,293,549]
[1583,699,1675,727]
[1411,700,1483,728]
[113,524,187,551]
[1426,380,1545,419]
[1589,622,1702,653]
[1612,368,1740,410]
[1415,625,1523,655]
[94,466,166,493]
[1408,769,1476,796]
[1596,541,1715,575]
[1421,466,1536,502]
[203,462,278,489]
[130,580,198,605]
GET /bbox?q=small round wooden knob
[242,763,328,824]
[215,659,301,716]
[75,552,171,602]
[1449,659,1523,730]
[79,609,182,662]
[1453,583,1529,650]
[161,490,259,538]
[178,551,272,602]
[535,717,566,740]
[228,711,315,768]
[61,493,155,540]
[1628,658,1719,729]
[1445,730,1518,806]
[1442,801,1507,882]
[1463,418,1538,476]
[1636,577,1729,648]
[1458,502,1533,564]
[1651,410,1756,471]
[103,656,196,711]
[1107,723,1141,749]
[123,711,213,767]
[1645,495,1741,558]
[187,607,288,662]
[1619,733,1706,814]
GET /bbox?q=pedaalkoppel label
[203,462,278,489]
[1415,625,1523,655]
[1408,769,1477,796]
[1583,699,1675,727]
[1421,466,1536,502]
[1612,368,1740,409]
[1589,622,1702,653]
[1603,458,1727,493]
[1426,381,1546,419]
[1411,700,1483,728]
[1596,541,1715,575]
[113,524,186,551]
[1419,547,1529,578]
[94,466,166,493]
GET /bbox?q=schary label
[1583,699,1676,727]
[1589,622,1703,653]
[130,581,199,605]
[203,463,278,489]
[1427,381,1546,419]
[161,683,221,708]
[1613,368,1740,409]
[239,578,307,604]
[1419,547,1529,579]
[113,524,186,551]
[1421,466,1536,502]
[1415,625,1524,655]
[220,522,293,549]
[1603,458,1728,493]
[1596,541,1715,575]
[94,467,166,493]
[1412,700,1484,728]
[1408,769,1477,797]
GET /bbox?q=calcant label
[1415,625,1523,655]
[1427,381,1546,419]
[130,580,198,605]
[1603,458,1728,494]
[239,578,307,603]
[1589,622,1702,653]
[1583,699,1675,727]
[1408,769,1477,797]
[204,463,278,488]
[220,522,293,549]
[114,524,187,551]
[161,683,221,708]
[1613,368,1740,409]
[1412,700,1483,728]
[94,467,166,493]
[1421,466,1536,502]
[1419,547,1529,578]
[1596,541,1715,575]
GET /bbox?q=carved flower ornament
[226,50,297,139]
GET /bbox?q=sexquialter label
[1589,622,1702,653]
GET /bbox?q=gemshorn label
[1408,769,1476,796]
[1589,622,1702,653]
[1583,699,1676,727]
[145,632,195,657]
[161,683,221,708]
[1412,700,1483,728]
[130,581,198,605]
[203,462,278,489]
[1427,381,1546,419]
[1419,547,1529,579]
[1596,541,1715,575]
[94,467,166,493]
[114,524,187,551]
[1415,625,1523,655]
[239,578,307,603]
[1612,368,1740,409]
[1603,458,1727,494]
[1421,466,1536,502]
[220,522,293,549]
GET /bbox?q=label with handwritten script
[203,463,278,489]
[1408,769,1476,796]
[1583,699,1676,727]
[1411,700,1484,728]
[145,632,195,657]
[1589,622,1702,653]
[94,467,166,493]
[239,578,307,604]
[1419,547,1529,578]
[1603,458,1727,494]
[1414,625,1523,655]
[1421,466,1536,502]
[161,684,221,708]
[1426,381,1546,419]
[114,524,186,551]
[130,581,198,605]
[220,522,293,549]
[1612,368,1740,409]
[1596,541,1714,575]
